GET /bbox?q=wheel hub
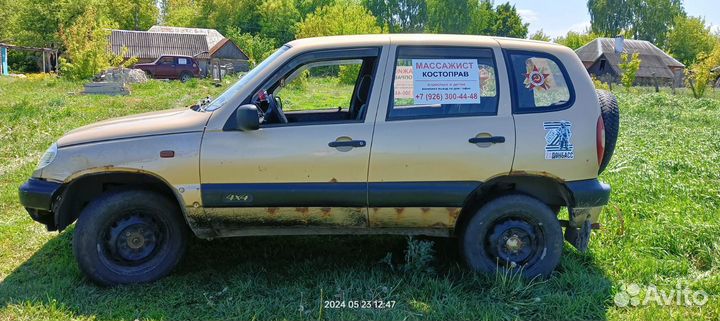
[505,234,524,252]
[488,220,539,265]
[106,214,160,263]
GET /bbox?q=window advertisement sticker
[394,66,414,99]
[412,59,481,105]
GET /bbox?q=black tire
[460,195,563,278]
[597,89,619,174]
[180,72,192,83]
[72,190,188,286]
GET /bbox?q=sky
[510,0,720,38]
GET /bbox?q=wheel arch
[455,175,573,234]
[54,169,187,231]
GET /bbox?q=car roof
[286,34,566,50]
[158,55,194,58]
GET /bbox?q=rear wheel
[72,190,188,286]
[180,72,192,83]
[460,195,563,278]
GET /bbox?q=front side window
[159,57,174,65]
[254,51,380,125]
[276,59,363,112]
[508,52,572,110]
[388,47,499,120]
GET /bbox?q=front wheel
[460,195,563,278]
[72,190,188,286]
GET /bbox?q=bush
[591,75,610,90]
[619,52,641,91]
[401,237,436,275]
[381,237,436,275]
[686,44,720,98]
[59,7,116,80]
[338,65,361,85]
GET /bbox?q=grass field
[1,75,719,321]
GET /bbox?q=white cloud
[517,9,540,23]
[569,20,591,33]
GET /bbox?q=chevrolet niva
[19,34,618,285]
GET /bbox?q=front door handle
[469,136,505,144]
[328,140,366,148]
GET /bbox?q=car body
[19,34,614,285]
[134,55,200,82]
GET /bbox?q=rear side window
[388,47,499,120]
[508,52,573,111]
[177,58,189,65]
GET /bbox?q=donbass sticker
[544,121,574,160]
[412,59,481,105]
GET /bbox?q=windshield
[202,45,290,112]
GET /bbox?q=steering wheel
[263,94,288,124]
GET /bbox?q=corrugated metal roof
[575,38,683,79]
[110,30,210,60]
[148,26,225,49]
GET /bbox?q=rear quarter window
[507,51,574,113]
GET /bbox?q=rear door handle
[328,140,366,148]
[469,136,505,144]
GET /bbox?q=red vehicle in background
[134,55,201,82]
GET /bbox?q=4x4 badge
[225,193,253,203]
[544,121,574,160]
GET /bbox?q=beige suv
[19,35,618,285]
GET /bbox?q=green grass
[280,77,354,111]
[1,75,719,320]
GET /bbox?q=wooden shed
[0,43,58,75]
[575,38,684,86]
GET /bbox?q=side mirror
[235,104,260,131]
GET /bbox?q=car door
[155,56,174,78]
[367,45,515,229]
[199,47,387,231]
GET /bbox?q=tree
[59,6,116,80]
[587,0,684,47]
[226,28,278,67]
[529,29,551,42]
[618,52,641,90]
[160,0,202,27]
[666,15,716,66]
[554,31,599,49]
[15,0,93,46]
[295,1,381,38]
[468,1,495,35]
[686,44,720,98]
[259,0,301,44]
[0,0,19,42]
[104,0,159,30]
[297,0,335,17]
[426,0,475,34]
[364,0,427,33]
[492,2,528,38]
